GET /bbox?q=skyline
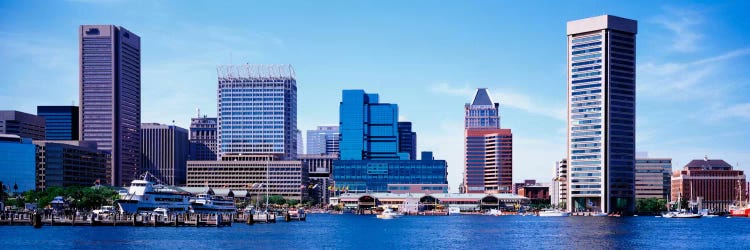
[2,1,750,192]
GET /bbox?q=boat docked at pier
[115,174,190,214]
[538,209,571,217]
[190,194,237,214]
[376,208,401,219]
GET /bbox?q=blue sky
[1,1,750,191]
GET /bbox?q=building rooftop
[471,88,495,106]
[684,158,733,171]
[567,14,638,35]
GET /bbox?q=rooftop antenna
[196,108,201,118]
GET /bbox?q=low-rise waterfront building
[387,184,448,194]
[34,140,110,189]
[186,155,308,201]
[671,157,747,212]
[635,157,672,200]
[0,134,36,192]
[0,110,46,141]
[333,151,448,193]
[330,192,529,213]
[518,184,551,201]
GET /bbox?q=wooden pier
[0,211,306,227]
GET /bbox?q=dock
[0,211,306,227]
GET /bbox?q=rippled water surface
[2,214,750,249]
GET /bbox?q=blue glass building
[216,64,297,160]
[333,152,448,193]
[37,106,79,141]
[339,90,407,160]
[0,135,36,192]
[397,122,417,160]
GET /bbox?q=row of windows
[572,77,601,85]
[571,143,601,148]
[572,83,600,90]
[571,131,601,137]
[572,89,601,96]
[571,113,600,119]
[572,47,601,55]
[571,137,600,142]
[571,155,600,160]
[572,107,601,113]
[572,65,601,73]
[573,119,601,125]
[571,35,602,44]
[571,101,600,107]
[572,148,600,154]
[571,125,601,131]
[572,41,601,49]
[572,53,601,61]
[572,59,602,67]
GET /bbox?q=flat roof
[567,15,637,35]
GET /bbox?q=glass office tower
[216,64,297,160]
[79,25,141,186]
[339,90,405,160]
[37,106,79,141]
[306,126,340,155]
[566,15,637,213]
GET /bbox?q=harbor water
[2,214,750,249]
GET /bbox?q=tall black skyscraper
[79,25,141,186]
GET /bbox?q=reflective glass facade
[80,25,141,186]
[333,157,448,193]
[397,122,417,160]
[567,15,636,213]
[339,90,403,160]
[0,137,36,192]
[216,65,297,160]
[37,106,79,141]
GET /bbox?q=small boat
[663,211,701,219]
[377,208,400,219]
[591,212,608,217]
[485,209,502,216]
[538,209,571,217]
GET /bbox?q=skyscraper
[189,114,218,161]
[462,88,513,194]
[397,122,417,160]
[34,140,109,190]
[79,25,141,186]
[306,126,340,156]
[0,110,46,140]
[37,106,79,141]
[339,90,406,160]
[141,123,189,185]
[566,15,637,213]
[216,64,297,159]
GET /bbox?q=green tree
[286,199,299,207]
[636,198,668,213]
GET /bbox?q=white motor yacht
[190,193,237,214]
[538,209,571,217]
[377,208,400,219]
[116,174,190,214]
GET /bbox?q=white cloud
[651,7,704,52]
[431,83,566,121]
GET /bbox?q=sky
[1,1,750,192]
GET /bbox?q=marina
[2,214,750,249]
